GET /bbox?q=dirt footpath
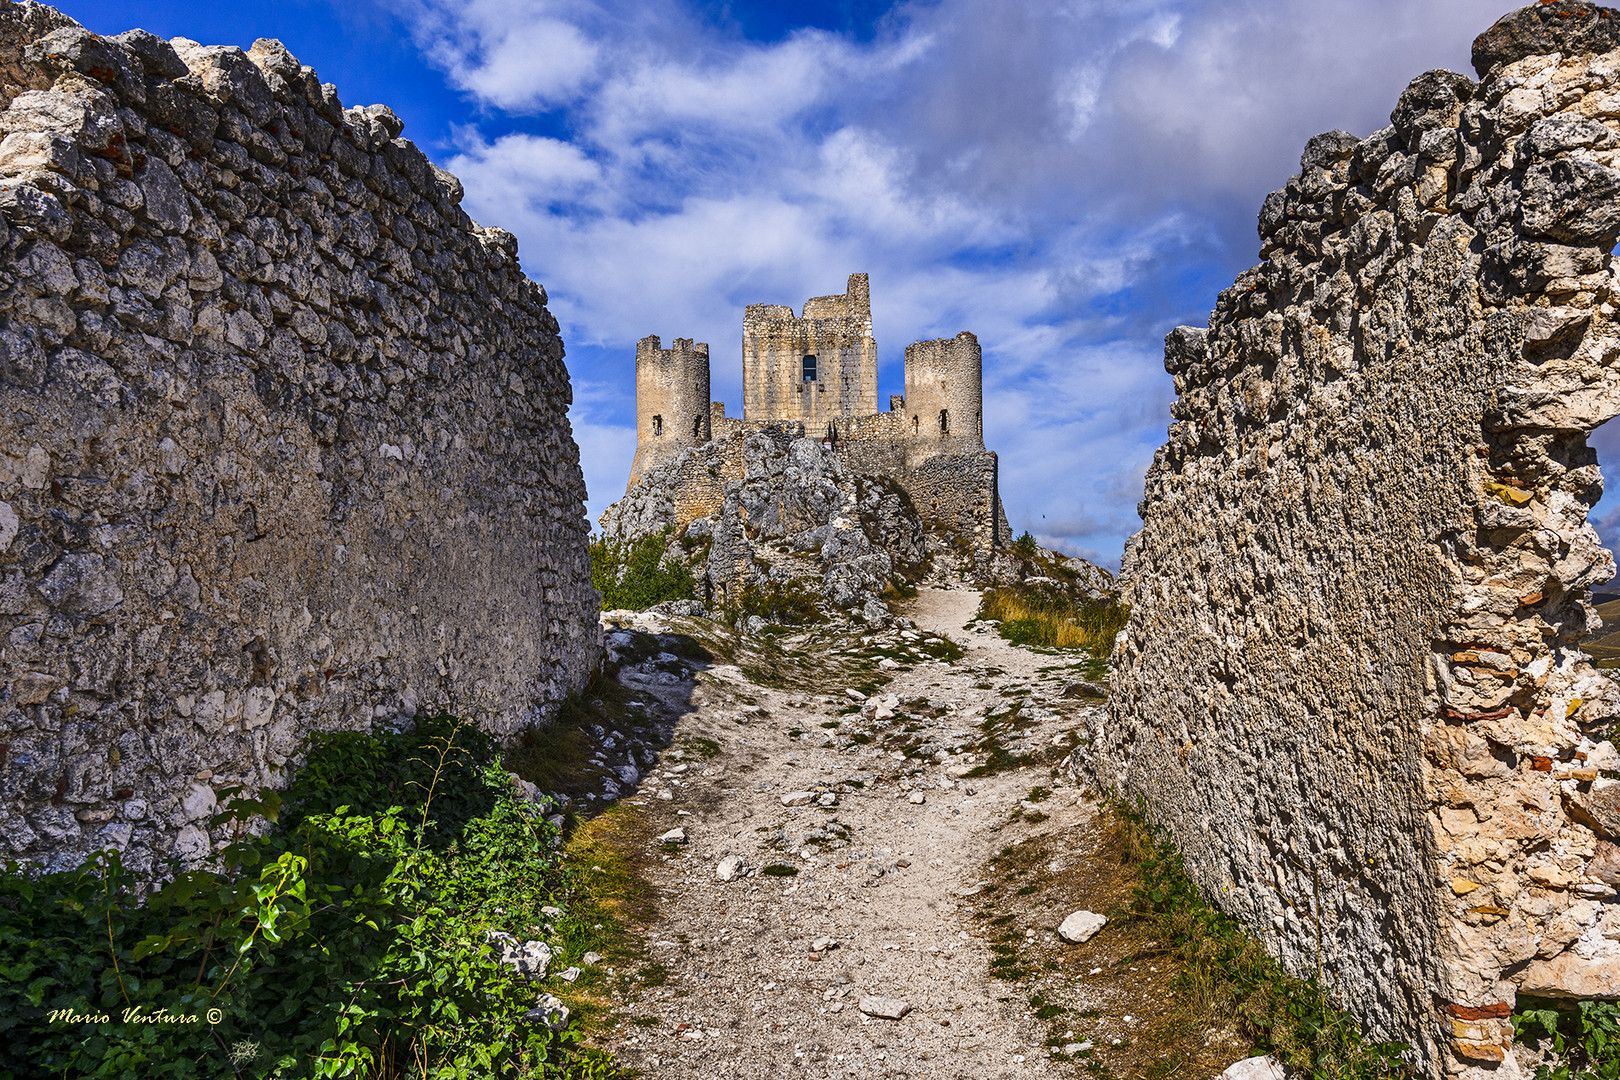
[597,587,1128,1079]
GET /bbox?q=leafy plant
[0,713,623,1080]
[1012,530,1039,558]
[591,531,696,611]
[1515,998,1620,1079]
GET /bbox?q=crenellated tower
[628,335,711,487]
[902,331,983,462]
[741,273,878,433]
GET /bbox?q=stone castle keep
[621,273,1001,554]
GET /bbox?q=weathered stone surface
[1092,4,1620,1075]
[1056,910,1107,944]
[0,7,598,877]
[602,426,930,621]
[1519,952,1620,998]
[856,995,910,1020]
[1221,1057,1287,1080]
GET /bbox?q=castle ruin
[0,6,600,876]
[621,273,1005,555]
[1096,2,1620,1074]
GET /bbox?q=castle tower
[741,273,878,433]
[627,335,711,488]
[903,331,983,462]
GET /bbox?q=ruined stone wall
[741,273,877,427]
[0,8,599,876]
[1095,4,1620,1074]
[628,334,710,488]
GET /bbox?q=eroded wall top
[0,6,599,876]
[1096,2,1620,1074]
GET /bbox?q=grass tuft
[1107,804,1411,1079]
[979,582,1128,654]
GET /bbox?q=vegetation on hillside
[1110,805,1412,1079]
[1514,998,1620,1079]
[0,714,622,1080]
[978,579,1128,655]
[590,531,696,611]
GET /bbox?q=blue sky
[70,0,1611,571]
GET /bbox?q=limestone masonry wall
[1096,3,1620,1074]
[742,272,878,429]
[0,4,600,876]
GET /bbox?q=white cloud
[402,0,1532,561]
[404,0,604,109]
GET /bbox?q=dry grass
[979,586,1129,653]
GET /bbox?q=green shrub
[1515,998,1620,1078]
[1012,530,1039,558]
[590,532,696,611]
[730,579,822,626]
[0,714,621,1080]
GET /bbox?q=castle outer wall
[1096,4,1620,1073]
[0,9,600,876]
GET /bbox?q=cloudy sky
[74,0,1619,571]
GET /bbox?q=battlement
[628,333,712,487]
[742,273,878,427]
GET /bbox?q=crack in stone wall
[1093,3,1620,1075]
[0,6,599,877]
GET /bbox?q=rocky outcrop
[0,8,598,875]
[600,425,929,624]
[1095,2,1620,1074]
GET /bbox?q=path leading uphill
[589,587,1190,1079]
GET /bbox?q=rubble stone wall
[1097,4,1620,1074]
[0,6,599,876]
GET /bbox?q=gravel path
[602,586,1111,1078]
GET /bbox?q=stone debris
[525,994,570,1032]
[780,791,816,807]
[1056,911,1107,944]
[908,791,927,805]
[857,995,912,1020]
[1221,1056,1287,1080]
[658,827,688,845]
[555,966,581,983]
[488,933,553,979]
[715,855,746,882]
